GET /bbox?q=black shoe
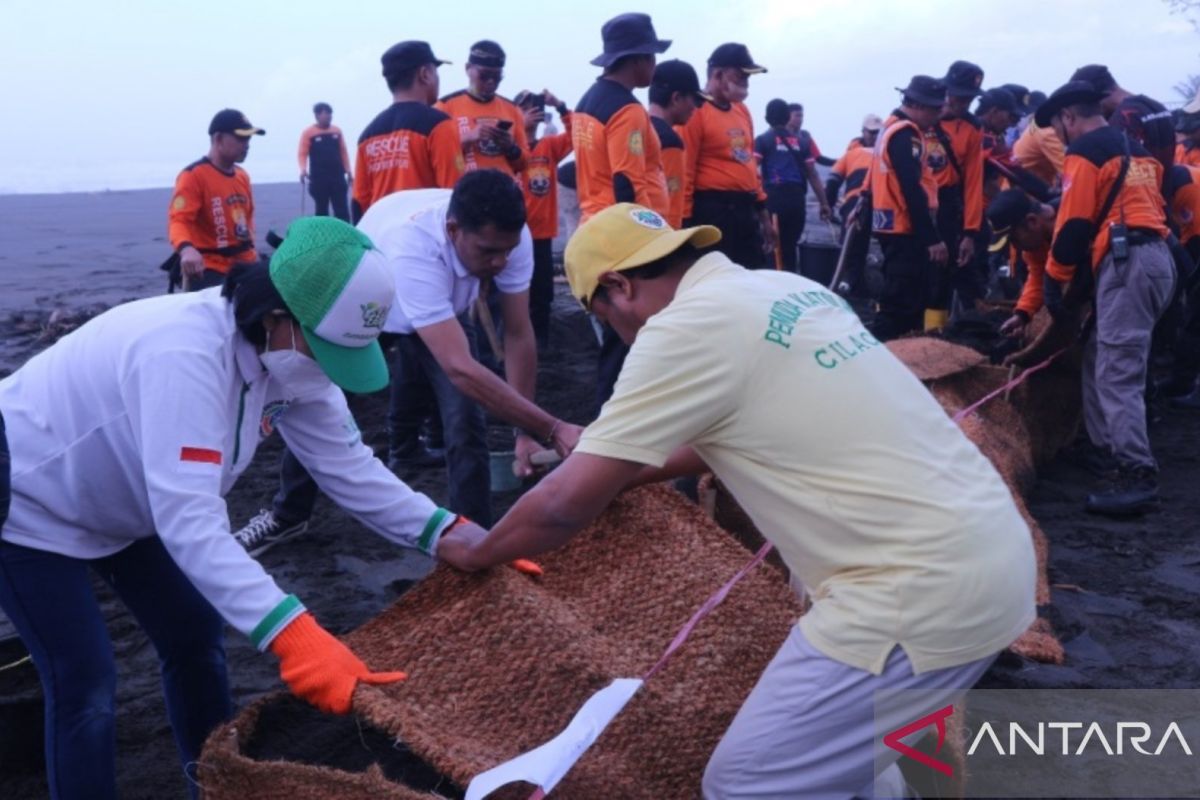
[387,441,444,470]
[1085,466,1159,517]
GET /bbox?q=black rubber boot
[1085,466,1159,517]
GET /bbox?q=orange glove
[510,558,544,576]
[269,612,406,714]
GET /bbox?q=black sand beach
[1,185,1199,798]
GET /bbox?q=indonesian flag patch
[180,447,222,465]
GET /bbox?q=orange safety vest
[868,115,938,236]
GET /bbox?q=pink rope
[951,349,1066,423]
[527,541,774,798]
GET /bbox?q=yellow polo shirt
[576,252,1036,675]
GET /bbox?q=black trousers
[767,185,808,272]
[690,190,766,269]
[870,234,930,341]
[531,238,554,348]
[309,175,349,222]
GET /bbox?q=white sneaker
[234,509,309,557]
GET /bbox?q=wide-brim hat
[1034,81,1108,128]
[591,13,671,67]
[896,75,946,108]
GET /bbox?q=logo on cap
[360,301,390,330]
[630,209,666,229]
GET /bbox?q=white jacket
[0,288,454,649]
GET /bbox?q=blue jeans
[0,537,232,800]
[389,319,492,525]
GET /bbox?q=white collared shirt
[355,188,534,334]
[0,289,452,648]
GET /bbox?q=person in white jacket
[0,217,487,800]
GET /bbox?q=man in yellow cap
[439,203,1036,796]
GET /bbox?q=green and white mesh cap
[268,217,395,394]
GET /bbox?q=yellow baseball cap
[564,204,721,308]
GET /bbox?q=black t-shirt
[1111,94,1175,171]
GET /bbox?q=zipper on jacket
[233,382,249,466]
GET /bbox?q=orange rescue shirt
[297,124,352,177]
[1013,123,1065,186]
[436,91,529,176]
[571,78,667,222]
[680,100,766,211]
[829,138,873,212]
[1048,126,1168,281]
[521,114,574,240]
[869,113,939,240]
[352,101,464,217]
[167,158,257,274]
[1177,142,1200,169]
[928,114,984,230]
[652,116,687,228]
[1166,164,1200,246]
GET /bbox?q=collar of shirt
[676,251,736,296]
[234,332,265,385]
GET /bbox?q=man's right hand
[999,313,1029,339]
[300,170,309,182]
[179,245,205,280]
[928,242,950,266]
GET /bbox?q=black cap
[468,40,505,69]
[651,59,710,103]
[999,83,1033,115]
[708,43,766,74]
[765,98,791,127]
[986,188,1037,251]
[381,41,448,78]
[1070,64,1117,94]
[208,109,264,137]
[944,60,984,98]
[1027,90,1048,113]
[591,13,671,68]
[1034,80,1108,128]
[975,87,1019,117]
[897,75,946,108]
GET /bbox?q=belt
[1128,228,1162,246]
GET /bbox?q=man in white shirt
[0,218,492,799]
[236,170,582,538]
[440,204,1036,797]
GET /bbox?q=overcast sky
[1,0,1197,194]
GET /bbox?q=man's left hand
[819,204,832,222]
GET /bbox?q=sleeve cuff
[417,507,457,554]
[250,594,307,651]
[575,437,670,468]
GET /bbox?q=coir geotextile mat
[200,484,802,799]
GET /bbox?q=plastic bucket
[489,450,521,492]
[798,241,840,286]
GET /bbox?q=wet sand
[1,186,1199,798]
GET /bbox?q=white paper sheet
[465,678,644,800]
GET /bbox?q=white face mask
[259,322,332,398]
